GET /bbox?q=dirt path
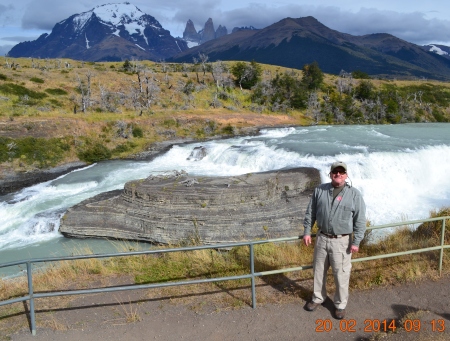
[10,275,450,341]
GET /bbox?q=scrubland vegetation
[1,56,450,174]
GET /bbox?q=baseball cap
[330,161,347,172]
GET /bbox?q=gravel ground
[9,275,450,341]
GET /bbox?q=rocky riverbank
[59,167,320,244]
[0,162,88,196]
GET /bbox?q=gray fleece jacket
[303,182,367,247]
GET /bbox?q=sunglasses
[331,169,347,175]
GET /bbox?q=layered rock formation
[59,167,320,245]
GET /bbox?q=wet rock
[187,146,207,161]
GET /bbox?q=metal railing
[1,216,448,336]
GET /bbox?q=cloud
[0,4,15,15]
[316,7,450,45]
[2,36,40,43]
[0,44,13,56]
[0,4,16,26]
[21,1,84,30]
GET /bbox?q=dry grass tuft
[115,297,142,324]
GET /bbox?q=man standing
[302,161,366,319]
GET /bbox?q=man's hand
[350,245,359,253]
[303,235,312,246]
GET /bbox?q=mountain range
[7,2,450,80]
[172,16,450,81]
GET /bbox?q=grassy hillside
[1,56,450,176]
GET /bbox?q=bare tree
[137,71,144,93]
[198,53,209,77]
[192,57,201,83]
[76,71,93,113]
[181,63,189,77]
[129,70,160,113]
[336,71,354,95]
[144,73,160,108]
[158,59,168,73]
[211,61,231,90]
[307,91,322,124]
[99,84,124,112]
[333,106,345,123]
[397,94,415,122]
[373,96,386,123]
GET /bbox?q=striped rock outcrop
[59,167,320,244]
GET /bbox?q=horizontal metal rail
[0,215,448,336]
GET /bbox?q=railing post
[250,243,256,309]
[439,217,446,277]
[26,261,36,335]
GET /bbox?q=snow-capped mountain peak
[71,2,161,38]
[8,2,188,61]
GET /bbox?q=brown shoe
[305,301,320,311]
[335,308,346,319]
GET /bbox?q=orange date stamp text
[315,318,446,333]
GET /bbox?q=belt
[320,231,349,239]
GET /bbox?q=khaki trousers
[312,233,352,309]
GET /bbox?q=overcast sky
[1,0,450,56]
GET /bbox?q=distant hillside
[172,16,450,81]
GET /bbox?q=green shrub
[132,126,144,138]
[432,108,448,122]
[112,143,130,154]
[30,77,45,84]
[221,124,234,135]
[49,99,63,107]
[301,61,324,90]
[45,88,68,95]
[352,70,371,79]
[0,136,71,167]
[0,83,47,99]
[0,73,8,81]
[355,80,375,100]
[231,61,262,89]
[163,119,178,128]
[77,143,112,163]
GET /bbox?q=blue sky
[1,0,450,56]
